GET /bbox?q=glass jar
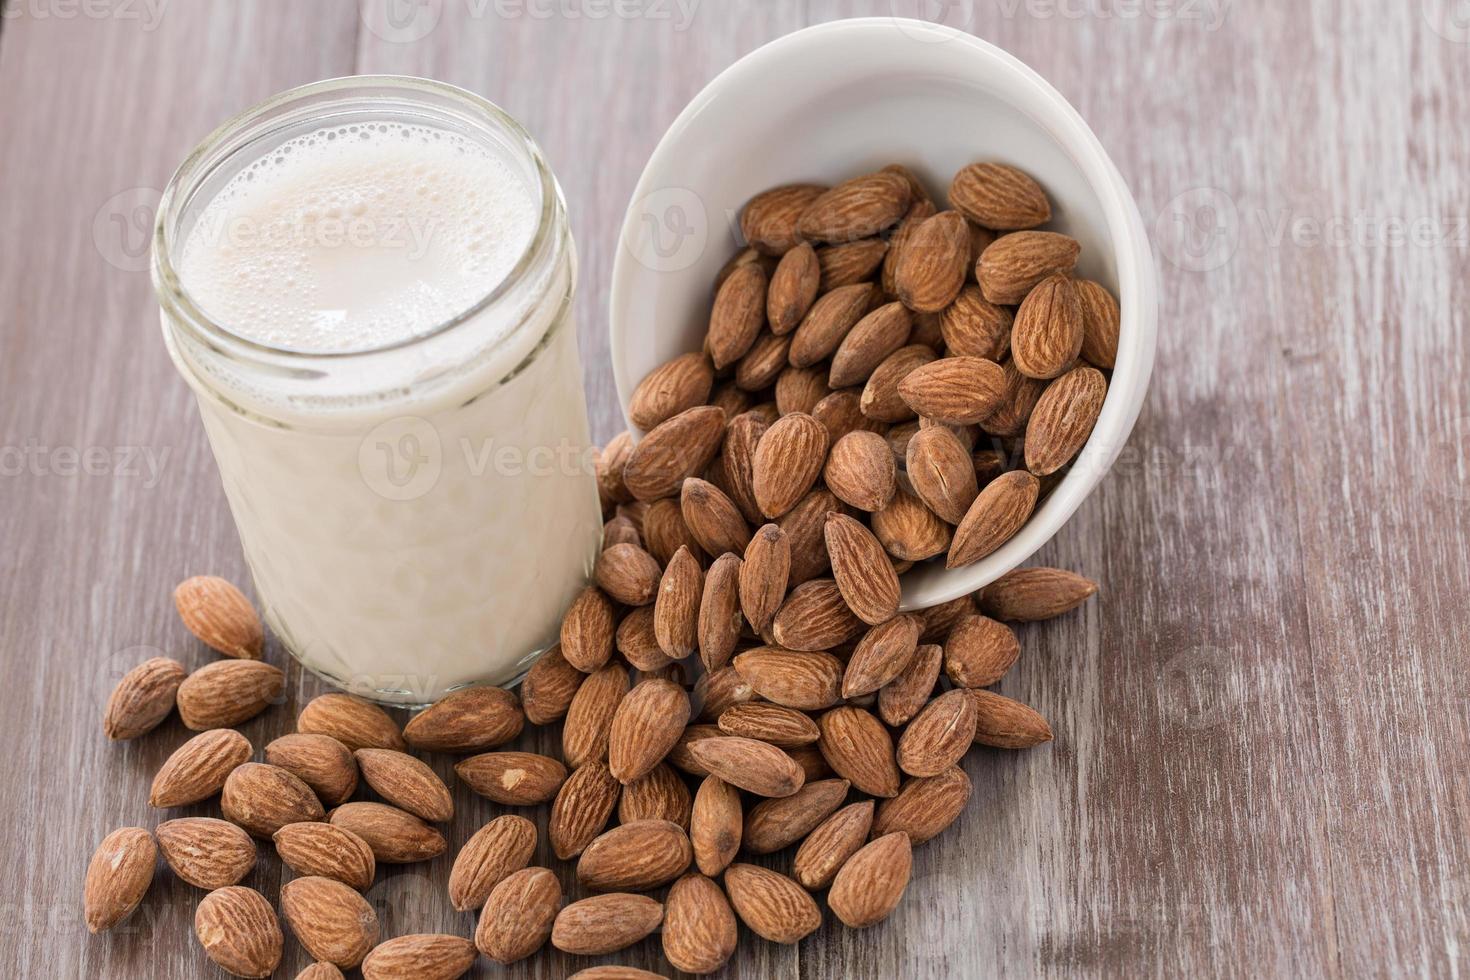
[152,76,602,705]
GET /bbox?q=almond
[893,210,969,312]
[778,488,843,585]
[945,614,1020,687]
[881,204,935,294]
[176,660,284,731]
[828,832,913,928]
[608,678,691,785]
[604,515,641,550]
[553,893,664,955]
[817,706,900,798]
[548,760,620,860]
[448,814,536,911]
[792,799,875,890]
[280,875,379,968]
[681,478,751,557]
[174,575,264,659]
[475,867,561,964]
[690,775,743,876]
[732,647,844,710]
[662,873,738,974]
[329,802,447,863]
[796,172,911,243]
[577,819,693,891]
[812,388,885,443]
[717,702,819,747]
[978,566,1098,621]
[718,412,768,524]
[654,545,703,659]
[567,969,665,980]
[949,162,1051,230]
[969,689,1054,748]
[623,405,727,501]
[698,552,744,672]
[402,686,523,754]
[973,448,1009,484]
[693,666,756,721]
[767,241,821,333]
[521,643,582,725]
[824,513,901,625]
[156,818,255,890]
[264,733,358,807]
[882,163,933,210]
[707,261,767,369]
[273,822,376,891]
[878,642,943,727]
[297,693,405,752]
[628,352,715,430]
[940,284,1012,359]
[824,430,897,513]
[195,885,282,978]
[752,412,829,518]
[735,331,792,391]
[771,579,864,651]
[742,777,849,854]
[829,301,913,388]
[977,230,1080,305]
[725,864,822,944]
[906,424,980,524]
[361,934,477,980]
[790,282,874,368]
[741,183,826,255]
[455,751,567,806]
[981,358,1048,436]
[774,363,831,415]
[917,594,975,641]
[103,656,187,740]
[560,586,617,672]
[871,482,953,561]
[221,762,324,837]
[354,748,453,822]
[860,344,936,423]
[1025,363,1107,475]
[947,469,1040,568]
[716,245,773,290]
[843,615,921,697]
[594,544,662,606]
[897,355,1007,425]
[620,762,693,828]
[687,736,805,798]
[616,605,672,672]
[874,765,973,843]
[596,431,636,509]
[1076,278,1120,368]
[897,688,977,776]
[150,728,253,807]
[84,827,156,933]
[1011,273,1083,379]
[967,220,998,279]
[738,523,789,636]
[818,238,888,290]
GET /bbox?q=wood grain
[1,1,1466,977]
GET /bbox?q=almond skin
[830,301,913,388]
[736,330,792,391]
[475,867,562,964]
[84,827,156,933]
[653,545,703,659]
[174,575,264,659]
[629,352,716,430]
[616,606,671,672]
[567,970,666,980]
[778,488,843,585]
[725,864,822,944]
[893,210,969,312]
[813,389,886,443]
[402,686,523,754]
[297,693,405,752]
[796,172,910,243]
[828,832,913,928]
[717,702,820,747]
[918,594,976,641]
[103,656,187,740]
[740,523,790,637]
[681,478,751,557]
[698,553,743,672]
[623,405,727,502]
[767,241,821,333]
[354,749,454,823]
[150,728,253,807]
[741,183,826,255]
[978,566,1099,621]
[221,762,325,838]
[733,647,844,710]
[825,513,901,625]
[662,873,738,975]
[742,777,850,854]
[686,736,805,798]
[264,733,358,807]
[897,355,1007,425]
[707,261,767,369]
[1025,363,1108,475]
[594,544,662,607]
[940,284,1013,360]
[562,662,629,769]
[691,775,743,876]
[644,495,708,568]
[874,765,974,843]
[792,799,875,890]
[273,822,376,891]
[1011,273,1084,380]
[977,230,1081,305]
[719,412,768,524]
[156,818,255,890]
[176,659,284,731]
[969,689,1054,748]
[897,688,978,776]
[329,802,447,864]
[455,751,567,806]
[552,893,664,955]
[945,614,1021,687]
[448,814,537,911]
[361,934,477,980]
[818,706,900,798]
[608,678,691,785]
[771,579,864,651]
[620,762,693,828]
[878,642,943,727]
[789,281,873,367]
[949,162,1051,230]
[824,430,897,513]
[548,760,620,860]
[521,643,582,725]
[280,875,380,969]
[560,586,617,672]
[577,819,694,891]
[1076,278,1120,368]
[195,886,282,978]
[775,363,832,415]
[818,237,888,290]
[752,411,830,519]
[871,482,953,562]
[695,666,756,722]
[860,344,937,423]
[982,358,1049,437]
[947,469,1040,568]
[843,615,922,698]
[906,424,981,524]
[595,431,636,509]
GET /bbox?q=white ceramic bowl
[610,17,1157,610]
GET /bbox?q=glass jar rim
[151,74,565,363]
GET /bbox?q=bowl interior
[610,18,1156,609]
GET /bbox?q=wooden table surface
[2,1,1467,977]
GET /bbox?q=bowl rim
[609,16,1158,609]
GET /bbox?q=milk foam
[177,122,537,353]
